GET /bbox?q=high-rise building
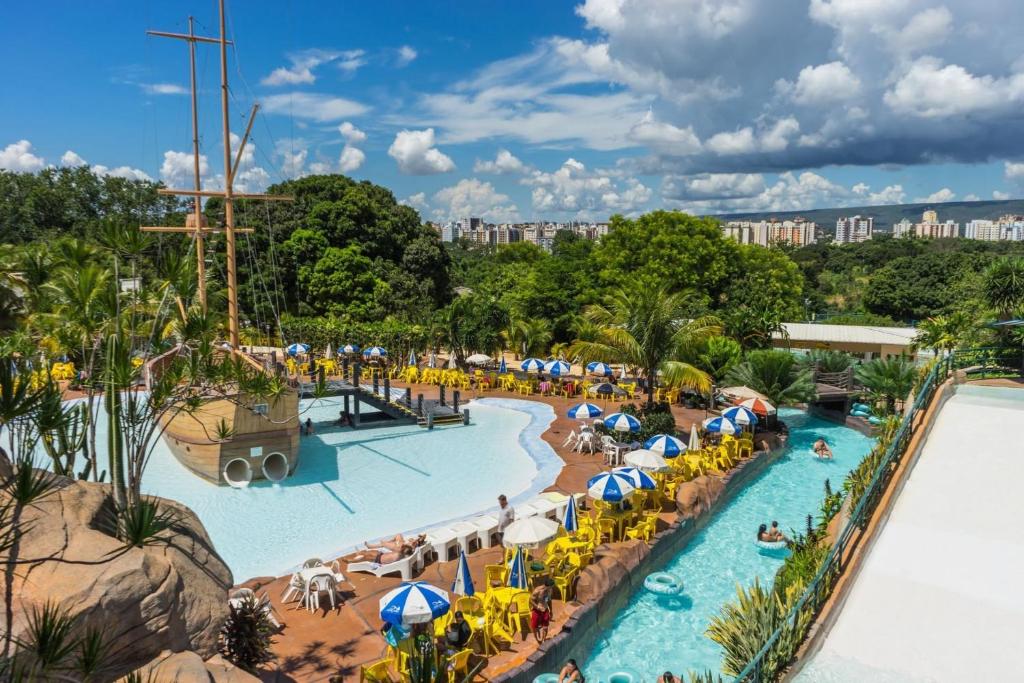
[723,218,816,247]
[965,219,1000,241]
[892,219,914,238]
[835,215,874,244]
[922,209,938,224]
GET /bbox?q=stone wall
[494,432,786,683]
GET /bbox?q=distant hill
[714,199,1024,235]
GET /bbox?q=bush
[621,402,678,442]
[220,595,276,673]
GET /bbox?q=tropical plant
[620,403,678,443]
[106,497,181,548]
[725,350,816,406]
[693,336,743,382]
[983,256,1024,320]
[569,287,720,406]
[797,349,853,374]
[220,595,276,673]
[773,534,830,598]
[855,356,916,414]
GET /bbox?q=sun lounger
[522,497,559,520]
[424,527,459,563]
[347,546,424,580]
[468,515,500,548]
[449,521,481,555]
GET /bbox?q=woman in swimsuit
[352,544,413,565]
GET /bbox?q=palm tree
[797,349,853,374]
[983,257,1024,320]
[855,356,916,414]
[569,287,720,406]
[520,318,552,358]
[913,316,955,355]
[725,350,816,406]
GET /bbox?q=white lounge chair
[562,430,578,448]
[449,521,481,555]
[347,546,423,580]
[523,497,559,520]
[424,527,459,563]
[468,515,500,548]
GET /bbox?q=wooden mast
[143,0,292,346]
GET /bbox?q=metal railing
[734,351,969,681]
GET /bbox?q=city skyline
[2,1,1024,222]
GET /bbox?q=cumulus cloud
[780,61,861,105]
[474,149,527,175]
[1005,161,1024,181]
[262,93,369,122]
[338,145,365,173]
[261,48,343,86]
[388,128,455,175]
[60,150,87,167]
[524,157,650,215]
[915,188,956,203]
[628,111,702,155]
[56,148,153,181]
[993,190,1011,200]
[663,173,766,201]
[705,118,800,155]
[433,178,519,221]
[963,193,980,201]
[338,122,367,144]
[884,57,1024,119]
[397,45,418,67]
[0,140,45,172]
[160,150,209,188]
[400,192,429,211]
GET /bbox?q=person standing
[496,494,515,544]
[530,578,554,643]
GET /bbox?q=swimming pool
[583,409,874,682]
[83,396,559,581]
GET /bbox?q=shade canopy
[341,343,360,354]
[286,343,309,356]
[507,546,529,589]
[645,434,685,457]
[739,397,777,416]
[498,357,507,373]
[613,466,658,490]
[720,386,772,404]
[521,357,545,372]
[688,423,701,452]
[379,582,450,626]
[587,471,636,501]
[363,346,387,359]
[703,415,740,435]
[562,494,580,534]
[466,353,492,365]
[587,381,626,397]
[586,361,613,376]
[452,550,475,597]
[567,403,603,420]
[624,448,670,472]
[604,412,641,433]
[502,515,560,549]
[544,360,571,377]
[722,405,759,426]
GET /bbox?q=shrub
[621,402,678,442]
[105,497,181,548]
[220,595,276,673]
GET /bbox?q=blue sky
[2,0,1023,221]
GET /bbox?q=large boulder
[575,540,649,604]
[4,479,232,678]
[674,475,725,520]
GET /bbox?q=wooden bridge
[810,366,863,422]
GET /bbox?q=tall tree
[725,350,816,406]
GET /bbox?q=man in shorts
[530,578,554,643]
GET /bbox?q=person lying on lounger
[813,438,833,459]
[351,544,414,565]
[365,533,427,552]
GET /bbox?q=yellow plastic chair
[484,564,505,588]
[360,658,394,683]
[505,591,531,640]
[597,517,618,544]
[552,553,581,601]
[445,649,473,683]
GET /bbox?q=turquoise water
[73,397,555,581]
[583,409,874,682]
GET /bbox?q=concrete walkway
[797,386,1024,682]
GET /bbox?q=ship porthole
[262,452,289,482]
[224,458,252,488]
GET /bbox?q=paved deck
[797,385,1024,682]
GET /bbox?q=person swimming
[813,438,833,459]
[757,522,788,543]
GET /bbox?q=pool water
[82,397,557,581]
[583,409,874,682]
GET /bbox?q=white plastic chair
[468,515,500,548]
[306,574,337,613]
[302,558,323,568]
[281,572,305,603]
[425,527,459,563]
[562,430,578,448]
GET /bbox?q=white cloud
[884,57,1024,118]
[993,190,1011,200]
[1005,161,1024,181]
[781,61,861,105]
[280,148,308,178]
[388,128,455,175]
[92,165,152,182]
[916,187,956,203]
[397,45,418,67]
[262,93,369,122]
[705,118,799,155]
[666,170,860,213]
[338,122,367,144]
[474,149,527,175]
[706,128,757,155]
[433,178,519,221]
[160,150,209,188]
[0,140,45,172]
[898,7,953,55]
[400,192,429,211]
[338,145,365,173]
[663,173,766,200]
[963,193,980,201]
[60,150,87,167]
[337,49,367,74]
[760,117,800,153]
[523,157,649,215]
[627,111,702,155]
[140,82,188,96]
[866,184,906,205]
[261,48,343,86]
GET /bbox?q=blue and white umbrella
[452,550,475,597]
[499,357,507,373]
[544,360,571,377]
[520,357,545,372]
[379,581,450,626]
[604,412,641,433]
[587,471,636,502]
[586,361,613,376]
[645,434,685,458]
[703,415,741,435]
[567,403,603,420]
[363,346,387,360]
[407,349,417,366]
[341,343,360,354]
[507,546,529,589]
[613,466,658,490]
[286,343,309,356]
[722,405,758,427]
[562,494,579,534]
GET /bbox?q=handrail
[734,351,962,681]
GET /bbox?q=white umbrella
[325,343,334,359]
[688,423,700,452]
[447,355,458,369]
[466,353,491,365]
[624,448,670,472]
[501,516,560,549]
[379,582,450,626]
[428,352,437,369]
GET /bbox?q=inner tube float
[852,402,871,413]
[644,572,683,595]
[756,539,789,552]
[607,670,641,683]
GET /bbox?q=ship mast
[142,0,292,348]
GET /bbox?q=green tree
[569,287,720,406]
[302,246,384,320]
[983,256,1024,320]
[436,293,510,365]
[855,356,915,414]
[692,336,743,383]
[725,350,816,406]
